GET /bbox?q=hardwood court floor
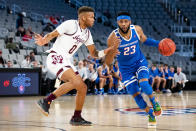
[0,91,196,131]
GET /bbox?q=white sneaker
[166,89,171,93]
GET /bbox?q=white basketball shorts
[46,51,78,79]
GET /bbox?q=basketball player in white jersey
[35,6,114,126]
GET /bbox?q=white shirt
[50,20,94,58]
[21,59,31,68]
[174,72,187,87]
[77,66,88,80]
[87,69,98,81]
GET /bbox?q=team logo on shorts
[115,106,196,116]
[12,74,31,94]
[51,55,63,64]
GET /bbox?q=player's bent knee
[134,94,147,110]
[139,80,153,95]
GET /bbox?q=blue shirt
[168,70,174,77]
[149,68,159,77]
[158,70,164,78]
[114,25,146,71]
[164,69,169,79]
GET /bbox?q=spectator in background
[6,37,20,53]
[97,62,113,94]
[16,12,24,29]
[76,60,87,81]
[110,61,121,94]
[49,15,58,26]
[172,67,187,93]
[149,64,161,93]
[16,26,25,37]
[83,59,89,68]
[158,64,166,92]
[83,59,89,74]
[166,66,175,92]
[86,63,98,94]
[27,26,34,35]
[21,55,31,68]
[30,51,35,62]
[42,15,50,25]
[0,50,6,67]
[22,30,32,41]
[73,59,78,66]
[5,60,13,68]
[31,60,39,68]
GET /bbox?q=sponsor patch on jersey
[115,106,196,116]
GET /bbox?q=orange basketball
[158,38,176,56]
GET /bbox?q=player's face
[117,19,131,34]
[84,12,95,27]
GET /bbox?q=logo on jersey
[73,35,85,44]
[115,106,196,116]
[51,55,63,64]
[12,74,31,94]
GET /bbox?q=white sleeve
[56,20,77,35]
[84,30,94,46]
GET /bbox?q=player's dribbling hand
[34,33,47,46]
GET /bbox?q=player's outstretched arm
[34,30,59,46]
[135,25,160,47]
[86,44,113,58]
[105,32,120,67]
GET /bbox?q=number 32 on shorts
[124,45,136,55]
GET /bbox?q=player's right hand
[34,33,47,46]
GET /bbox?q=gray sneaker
[70,116,92,126]
[36,99,50,116]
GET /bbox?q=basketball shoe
[100,88,104,95]
[148,115,156,127]
[36,99,50,116]
[70,116,92,126]
[153,102,162,116]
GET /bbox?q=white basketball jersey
[50,20,93,58]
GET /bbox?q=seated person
[22,30,32,41]
[6,37,20,53]
[172,67,187,93]
[86,63,99,94]
[5,60,13,68]
[149,64,161,92]
[166,66,175,92]
[97,62,113,94]
[158,64,166,92]
[110,61,121,94]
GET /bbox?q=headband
[117,15,131,21]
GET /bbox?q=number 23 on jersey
[124,45,136,55]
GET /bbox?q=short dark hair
[117,11,131,17]
[30,51,34,55]
[78,6,94,15]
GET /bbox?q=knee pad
[139,81,153,95]
[134,94,147,110]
